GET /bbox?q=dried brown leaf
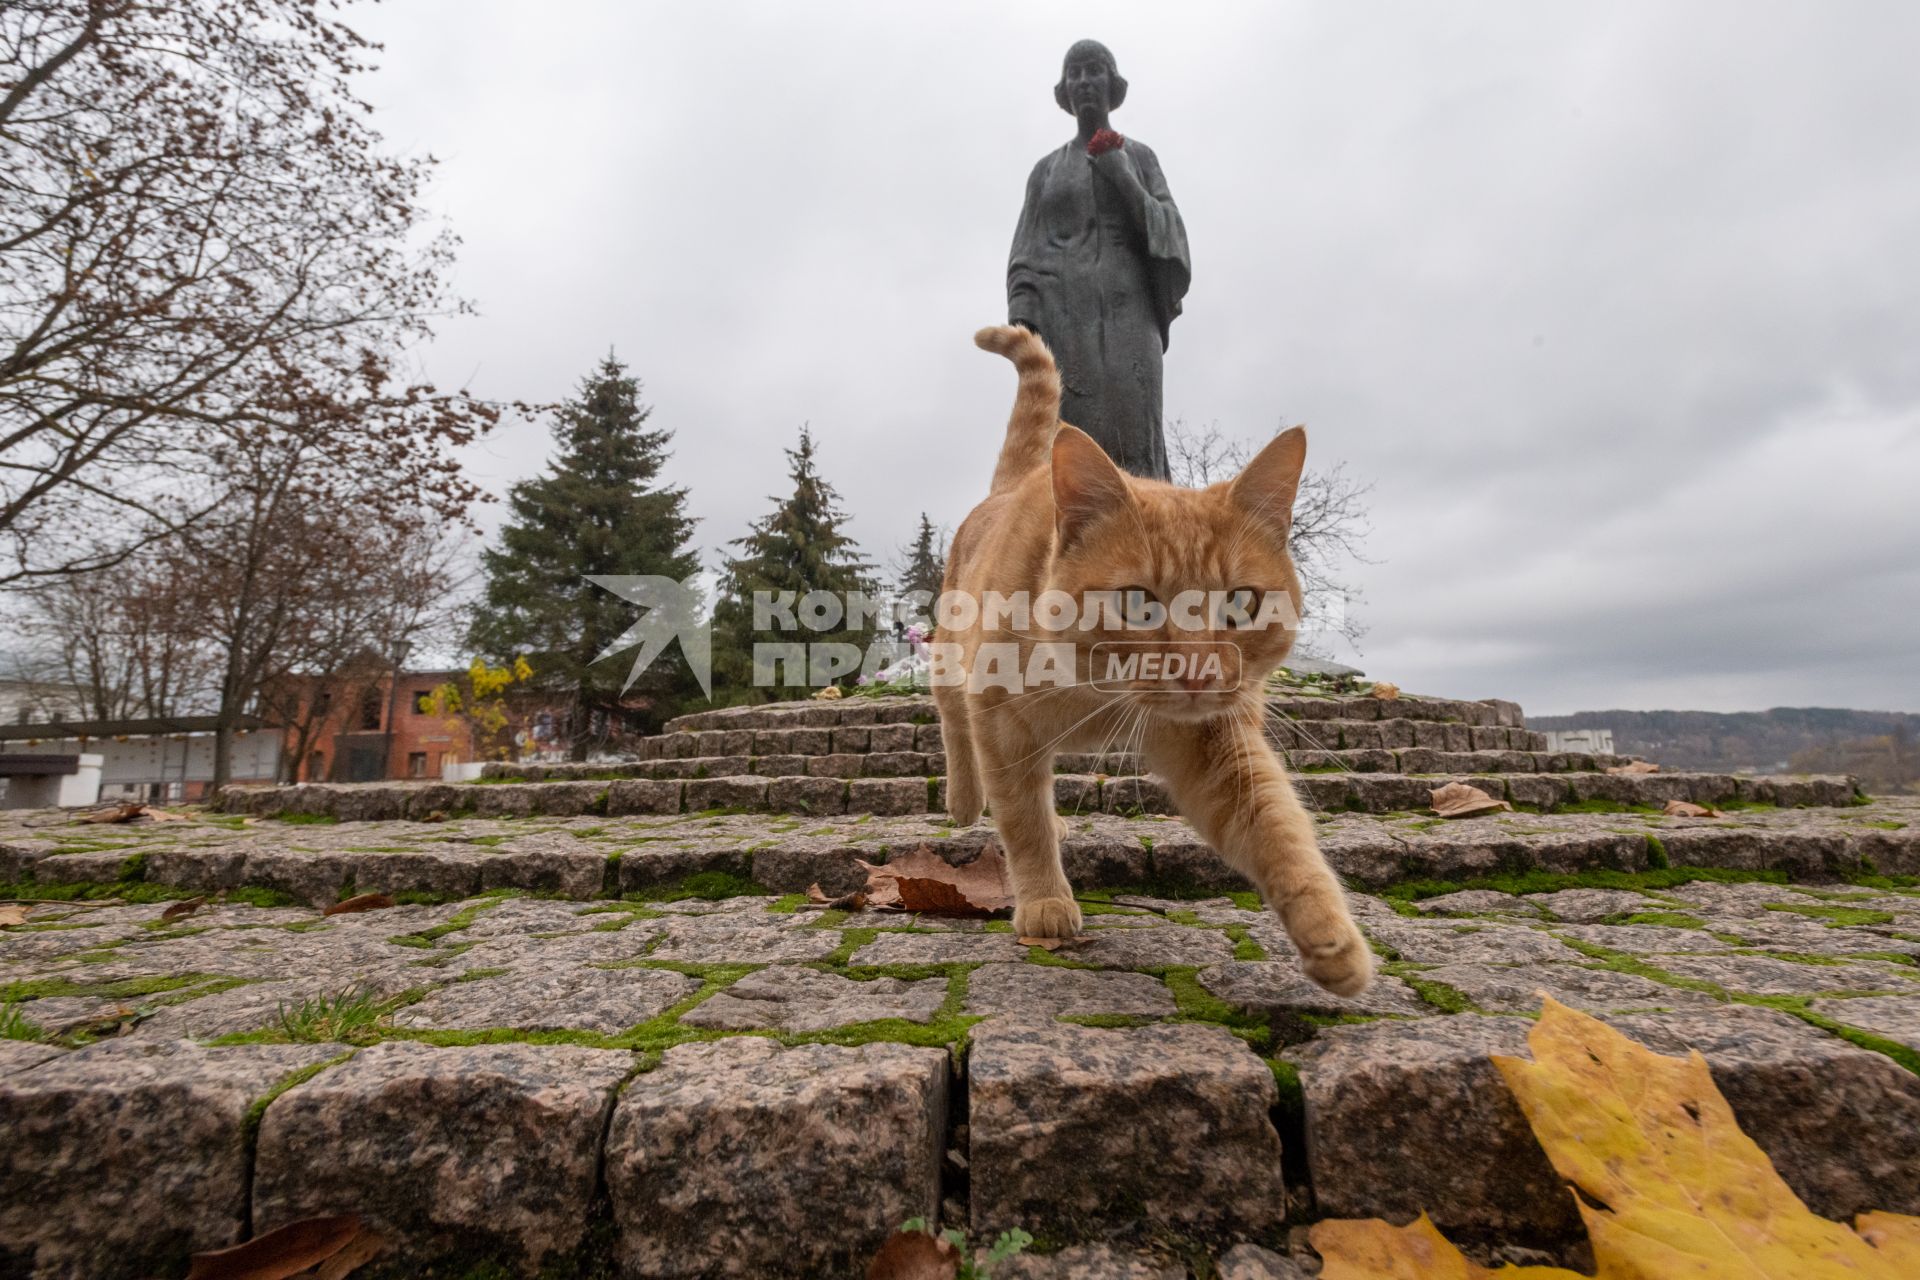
[161,896,209,922]
[1663,799,1727,818]
[865,1228,959,1280]
[1368,681,1401,700]
[187,1214,364,1280]
[145,807,192,822]
[322,893,396,917]
[805,883,868,911]
[309,1227,385,1279]
[0,904,31,927]
[857,846,1014,917]
[1606,761,1661,775]
[79,802,145,824]
[812,685,844,700]
[1430,782,1513,819]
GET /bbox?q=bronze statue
[1007,39,1191,480]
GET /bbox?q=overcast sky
[351,0,1920,716]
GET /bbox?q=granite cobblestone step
[207,766,1861,827]
[658,692,1530,734]
[5,862,1920,1277]
[615,715,1549,762]
[482,744,1628,783]
[5,801,1911,907]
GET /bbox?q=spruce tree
[711,426,876,703]
[898,513,946,600]
[469,355,701,755]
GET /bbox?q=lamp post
[381,638,412,780]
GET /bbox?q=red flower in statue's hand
[1087,128,1125,156]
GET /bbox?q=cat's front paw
[1013,895,1082,939]
[1296,919,1375,997]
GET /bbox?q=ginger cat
[933,326,1372,995]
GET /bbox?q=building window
[407,751,428,778]
[309,752,326,781]
[358,686,383,732]
[413,689,435,715]
[314,689,332,716]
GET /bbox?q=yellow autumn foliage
[1311,997,1920,1279]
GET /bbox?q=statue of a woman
[1007,39,1191,480]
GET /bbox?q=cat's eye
[1119,585,1160,627]
[1218,587,1259,629]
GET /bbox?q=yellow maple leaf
[1312,997,1920,1279]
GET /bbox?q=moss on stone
[622,871,769,903]
[1765,902,1897,927]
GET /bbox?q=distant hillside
[1530,707,1920,793]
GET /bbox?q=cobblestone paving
[4,797,1920,1277]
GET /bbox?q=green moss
[1397,971,1479,1014]
[765,894,808,914]
[1224,925,1268,961]
[1162,966,1268,1044]
[1267,1057,1304,1117]
[1645,834,1670,870]
[1607,911,1707,929]
[622,871,769,903]
[3,972,223,1002]
[821,928,879,966]
[272,812,340,825]
[1765,903,1896,927]
[1380,865,1790,904]
[0,879,297,908]
[241,1050,354,1141]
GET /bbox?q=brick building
[280,669,481,783]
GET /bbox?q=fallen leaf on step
[78,802,145,824]
[1311,996,1920,1279]
[812,684,844,700]
[1605,761,1660,775]
[857,845,1014,917]
[1663,799,1726,818]
[805,882,869,911]
[1430,783,1512,818]
[310,1227,386,1279]
[1368,681,1401,700]
[323,892,396,917]
[145,807,192,822]
[161,896,209,922]
[865,1226,959,1280]
[0,904,31,927]
[187,1214,368,1280]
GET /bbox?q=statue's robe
[1007,138,1191,480]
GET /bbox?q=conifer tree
[711,426,876,702]
[898,513,947,601]
[469,355,701,754]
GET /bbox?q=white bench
[0,753,104,809]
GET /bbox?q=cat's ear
[1052,425,1133,552]
[1229,426,1307,543]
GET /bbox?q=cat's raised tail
[975,325,1061,494]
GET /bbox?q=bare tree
[0,0,498,582]
[1166,417,1375,651]
[12,552,214,721]
[256,520,473,783]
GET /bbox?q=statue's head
[1054,39,1127,117]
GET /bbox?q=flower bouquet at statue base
[855,624,933,697]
